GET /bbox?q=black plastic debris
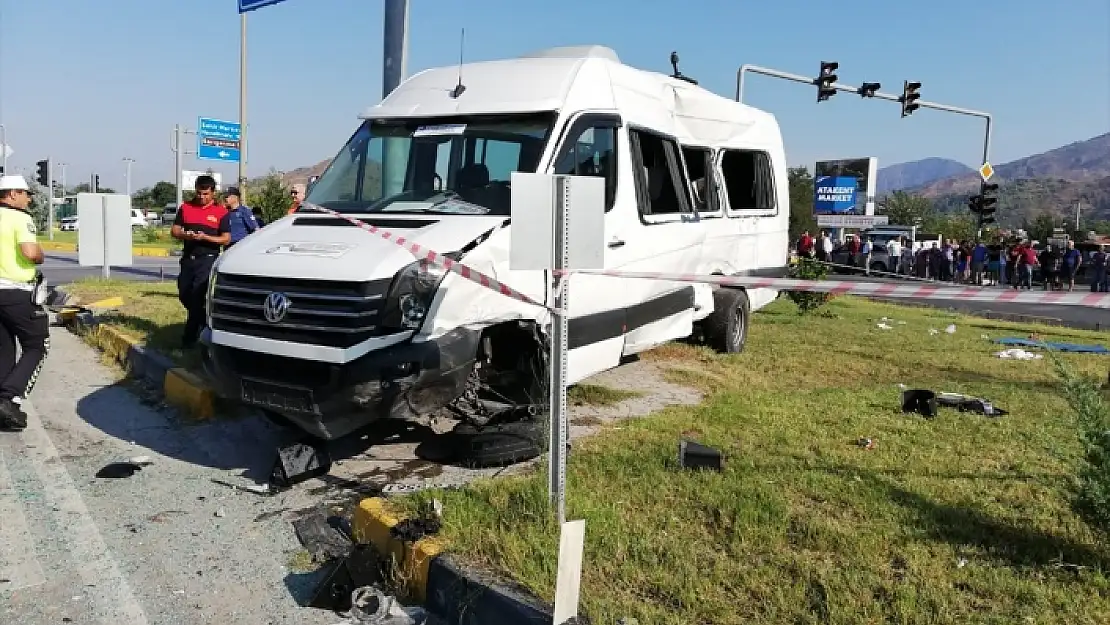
[293,508,353,563]
[308,544,381,612]
[901,389,938,418]
[937,392,1008,417]
[390,517,442,543]
[678,439,723,471]
[95,462,144,479]
[269,441,332,491]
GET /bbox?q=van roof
[362,45,782,152]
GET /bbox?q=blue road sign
[197,117,241,163]
[239,0,289,13]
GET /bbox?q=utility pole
[123,157,135,196]
[1076,201,1082,232]
[172,124,185,208]
[0,124,7,172]
[239,12,248,195]
[381,0,410,197]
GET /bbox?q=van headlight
[380,259,449,331]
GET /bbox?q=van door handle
[608,239,626,249]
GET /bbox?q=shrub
[1055,355,1110,531]
[786,257,833,314]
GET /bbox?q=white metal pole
[174,125,184,208]
[0,124,6,171]
[549,176,570,525]
[123,157,135,196]
[101,195,110,279]
[238,12,247,194]
[47,158,54,241]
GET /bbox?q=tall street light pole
[239,13,248,195]
[123,157,135,196]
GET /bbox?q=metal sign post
[549,176,571,525]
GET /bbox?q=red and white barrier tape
[300,203,548,309]
[563,269,1110,309]
[298,204,1110,310]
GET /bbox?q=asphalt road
[43,252,179,286]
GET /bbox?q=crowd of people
[795,229,1110,292]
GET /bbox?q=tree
[879,191,934,226]
[71,182,116,194]
[787,167,817,239]
[924,214,977,243]
[1025,212,1060,243]
[26,178,50,231]
[132,181,178,210]
[246,171,291,225]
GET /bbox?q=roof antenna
[669,50,699,86]
[450,28,467,98]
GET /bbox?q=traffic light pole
[46,159,53,241]
[735,64,993,168]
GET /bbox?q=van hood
[216,212,507,282]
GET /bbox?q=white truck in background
[199,45,791,464]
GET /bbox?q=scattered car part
[294,508,354,563]
[308,544,382,612]
[678,439,723,471]
[451,406,547,467]
[270,441,333,491]
[95,462,145,479]
[901,389,938,418]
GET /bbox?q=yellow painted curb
[86,296,124,310]
[352,497,447,602]
[164,368,216,420]
[89,325,140,364]
[40,240,175,258]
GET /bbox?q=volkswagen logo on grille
[262,292,292,323]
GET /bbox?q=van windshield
[304,113,555,216]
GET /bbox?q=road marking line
[0,450,47,592]
[19,401,150,625]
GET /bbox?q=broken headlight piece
[380,257,453,332]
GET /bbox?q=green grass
[404,296,1110,625]
[47,227,180,249]
[62,278,194,367]
[567,383,643,407]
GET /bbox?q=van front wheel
[704,287,749,354]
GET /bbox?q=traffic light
[858,82,881,98]
[92,173,100,192]
[35,159,49,187]
[816,61,838,102]
[978,182,999,226]
[900,80,921,117]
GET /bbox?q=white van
[199,46,789,452]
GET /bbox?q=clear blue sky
[1,0,1107,190]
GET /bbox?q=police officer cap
[0,175,30,192]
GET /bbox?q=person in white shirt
[820,231,833,263]
[887,237,902,274]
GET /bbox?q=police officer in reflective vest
[172,175,230,348]
[0,175,48,431]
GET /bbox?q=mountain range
[876,132,1110,225]
[270,131,1110,226]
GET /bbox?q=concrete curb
[41,241,177,258]
[53,286,218,420]
[352,497,555,624]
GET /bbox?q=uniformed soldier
[172,175,230,348]
[0,175,48,431]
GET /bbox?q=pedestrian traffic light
[858,82,881,98]
[35,159,49,187]
[816,61,838,102]
[900,80,921,117]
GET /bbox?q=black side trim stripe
[567,286,695,350]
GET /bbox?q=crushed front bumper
[200,327,480,440]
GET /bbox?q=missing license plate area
[241,378,318,414]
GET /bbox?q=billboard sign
[813,157,878,216]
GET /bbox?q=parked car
[131,209,149,228]
[59,216,78,232]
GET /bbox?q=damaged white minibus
[200,45,789,463]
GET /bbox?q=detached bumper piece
[901,389,1007,418]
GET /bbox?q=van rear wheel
[704,287,749,353]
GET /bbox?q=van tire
[704,287,749,353]
[451,411,547,468]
